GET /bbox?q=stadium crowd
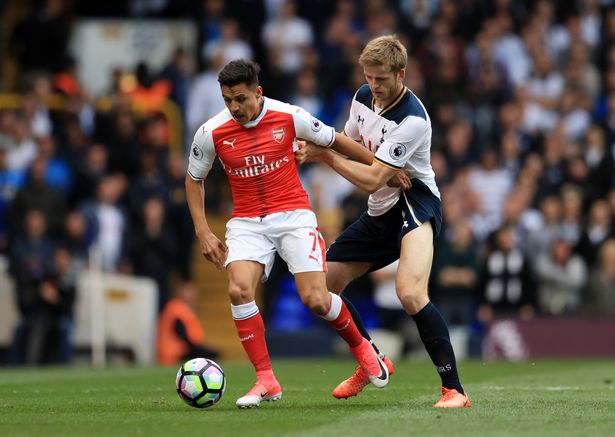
[2,0,615,363]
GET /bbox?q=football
[176,358,226,408]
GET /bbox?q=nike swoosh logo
[375,358,388,381]
[260,391,268,399]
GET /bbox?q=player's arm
[185,176,227,271]
[316,143,397,193]
[329,132,373,165]
[185,128,227,271]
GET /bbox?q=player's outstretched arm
[296,136,397,193]
[185,175,227,271]
[329,133,373,165]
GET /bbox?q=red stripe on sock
[325,302,363,347]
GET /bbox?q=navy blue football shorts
[326,179,442,272]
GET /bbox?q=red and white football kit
[187,97,335,279]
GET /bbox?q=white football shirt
[344,85,440,216]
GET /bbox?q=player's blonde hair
[359,35,407,73]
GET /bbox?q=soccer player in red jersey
[185,59,389,408]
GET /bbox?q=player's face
[221,83,263,125]
[363,64,405,107]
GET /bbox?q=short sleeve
[343,93,360,141]
[292,106,336,148]
[374,117,429,169]
[187,125,217,180]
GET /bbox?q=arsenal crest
[272,128,285,143]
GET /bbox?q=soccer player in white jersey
[185,59,390,409]
[296,36,471,408]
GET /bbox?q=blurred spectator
[61,211,89,271]
[584,238,615,315]
[202,19,253,66]
[9,246,76,365]
[164,152,195,279]
[6,113,38,172]
[197,0,226,52]
[262,0,314,99]
[399,0,439,43]
[467,149,514,237]
[432,220,480,326]
[10,157,67,237]
[186,54,226,137]
[290,70,323,119]
[478,225,536,320]
[0,145,26,253]
[581,125,615,201]
[55,113,90,172]
[128,148,169,222]
[128,197,177,310]
[575,199,615,268]
[157,281,219,365]
[70,144,108,208]
[80,175,128,272]
[442,120,476,178]
[558,87,591,142]
[535,238,587,315]
[526,195,564,260]
[21,74,53,138]
[564,42,600,105]
[159,48,193,117]
[97,106,141,178]
[560,184,584,244]
[140,113,171,166]
[37,136,72,195]
[523,54,562,125]
[8,209,54,293]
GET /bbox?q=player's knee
[299,288,329,315]
[227,282,254,305]
[396,278,428,314]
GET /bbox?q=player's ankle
[256,369,275,382]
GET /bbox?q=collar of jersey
[238,97,269,128]
[371,87,407,117]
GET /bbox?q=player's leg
[271,209,388,388]
[325,207,403,398]
[327,261,373,342]
[327,261,396,398]
[396,221,470,408]
[225,217,282,408]
[294,270,388,388]
[228,260,283,408]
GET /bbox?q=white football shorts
[225,209,327,281]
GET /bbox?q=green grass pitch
[1,359,614,436]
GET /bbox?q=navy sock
[340,294,381,355]
[412,302,463,394]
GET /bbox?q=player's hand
[295,140,326,164]
[198,231,227,271]
[387,171,412,189]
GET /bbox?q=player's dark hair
[217,59,260,89]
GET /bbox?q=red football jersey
[188,97,335,218]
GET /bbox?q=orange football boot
[433,386,471,408]
[333,355,395,399]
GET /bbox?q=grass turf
[1,359,614,436]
